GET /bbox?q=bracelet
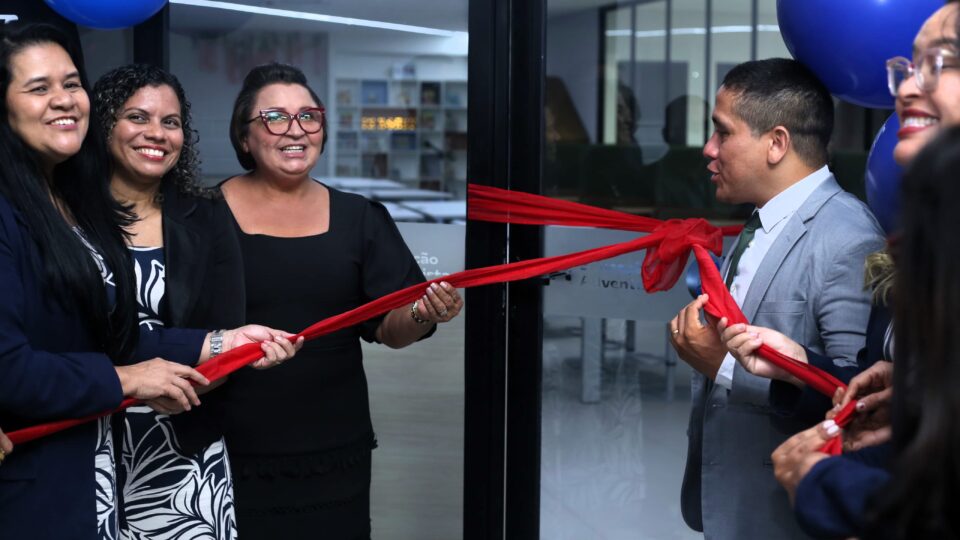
[410,302,430,324]
[209,329,225,358]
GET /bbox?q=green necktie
[725,212,762,289]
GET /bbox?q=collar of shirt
[756,165,831,233]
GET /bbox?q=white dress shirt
[714,165,832,389]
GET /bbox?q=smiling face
[702,86,769,205]
[243,83,324,179]
[5,42,89,170]
[894,3,960,166]
[108,84,184,186]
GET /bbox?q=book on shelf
[337,111,355,129]
[420,109,439,131]
[360,80,388,105]
[420,82,441,106]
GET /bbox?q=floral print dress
[118,247,237,540]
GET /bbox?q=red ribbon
[6,185,856,454]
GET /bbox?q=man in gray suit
[669,58,885,539]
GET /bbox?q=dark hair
[865,126,960,539]
[93,63,211,198]
[0,22,138,360]
[720,58,834,168]
[228,62,327,171]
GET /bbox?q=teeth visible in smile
[903,116,939,128]
[50,118,75,126]
[282,145,304,153]
[137,148,165,157]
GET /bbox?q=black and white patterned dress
[74,227,121,540]
[118,247,237,540]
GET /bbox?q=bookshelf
[333,78,468,191]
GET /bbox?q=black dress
[220,185,430,539]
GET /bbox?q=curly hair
[92,64,213,199]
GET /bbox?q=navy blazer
[0,194,125,539]
[794,443,892,538]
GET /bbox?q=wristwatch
[210,329,225,358]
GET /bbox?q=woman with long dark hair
[864,126,960,538]
[0,22,207,539]
[0,24,298,540]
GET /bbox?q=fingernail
[856,401,865,411]
[275,335,284,342]
[822,419,838,435]
[431,283,439,290]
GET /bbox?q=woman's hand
[414,281,463,324]
[221,325,304,369]
[829,361,893,451]
[116,359,210,414]
[0,426,12,465]
[717,318,807,385]
[772,421,837,504]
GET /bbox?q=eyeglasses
[886,48,959,97]
[247,107,325,135]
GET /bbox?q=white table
[323,177,405,190]
[366,188,454,202]
[400,201,466,222]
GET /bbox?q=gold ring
[0,448,6,463]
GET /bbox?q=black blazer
[161,182,246,454]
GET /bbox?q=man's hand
[669,294,726,378]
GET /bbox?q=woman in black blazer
[93,64,300,540]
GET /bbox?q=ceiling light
[169,0,467,38]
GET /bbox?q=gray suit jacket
[680,176,885,539]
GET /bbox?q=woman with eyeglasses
[216,63,463,538]
[716,2,960,538]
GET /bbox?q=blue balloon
[777,0,942,109]
[865,113,903,234]
[44,0,167,29]
[686,252,722,299]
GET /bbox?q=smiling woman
[4,42,89,170]
[93,64,260,540]
[0,23,219,540]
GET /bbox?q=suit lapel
[740,176,843,321]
